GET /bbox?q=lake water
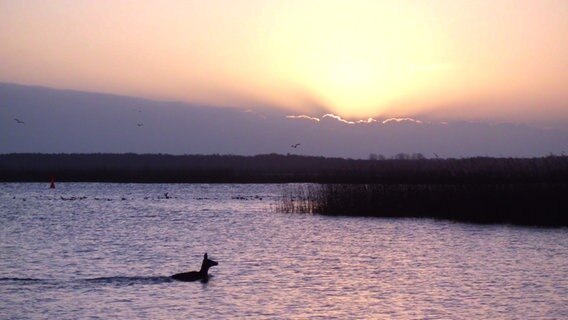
[1,183,567,319]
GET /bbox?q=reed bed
[278,183,568,227]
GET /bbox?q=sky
[1,0,567,127]
[2,83,567,158]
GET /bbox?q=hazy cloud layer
[1,83,567,158]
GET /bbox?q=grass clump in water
[278,183,568,227]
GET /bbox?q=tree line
[0,153,567,184]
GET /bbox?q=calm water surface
[1,183,567,319]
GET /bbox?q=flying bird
[136,123,143,127]
[14,118,25,124]
[291,143,301,148]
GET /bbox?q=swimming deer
[171,253,218,282]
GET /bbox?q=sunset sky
[1,0,567,127]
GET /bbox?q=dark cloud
[1,82,567,158]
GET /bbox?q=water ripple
[1,183,567,319]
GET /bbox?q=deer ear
[204,253,208,259]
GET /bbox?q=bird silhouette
[14,118,25,125]
[136,123,143,127]
[291,143,301,148]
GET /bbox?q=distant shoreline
[1,153,567,184]
[3,153,567,226]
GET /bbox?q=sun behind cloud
[261,1,459,118]
[0,1,567,125]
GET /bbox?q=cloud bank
[1,83,567,158]
[286,114,423,125]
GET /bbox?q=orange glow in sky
[1,1,567,125]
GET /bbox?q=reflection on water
[1,183,567,319]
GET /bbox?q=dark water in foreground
[1,183,567,319]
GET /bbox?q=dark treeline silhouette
[1,153,568,184]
